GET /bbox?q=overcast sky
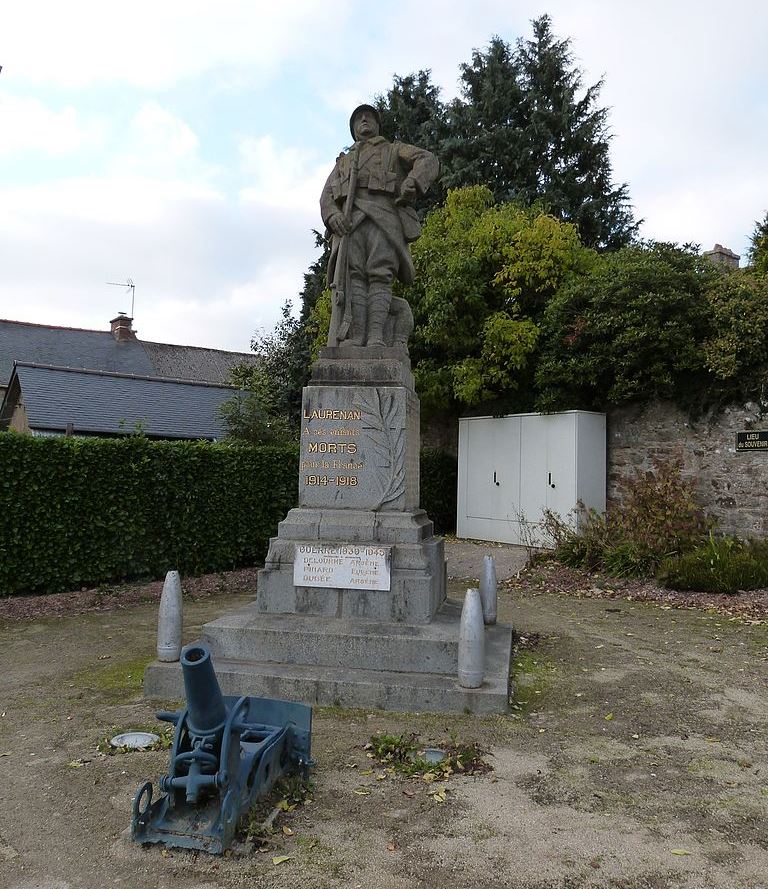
[1,1,766,352]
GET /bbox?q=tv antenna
[107,278,136,318]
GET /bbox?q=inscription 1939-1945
[293,543,392,591]
[736,430,768,452]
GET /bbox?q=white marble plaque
[293,543,392,591]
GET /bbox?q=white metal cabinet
[457,411,606,546]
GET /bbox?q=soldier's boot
[366,288,392,346]
[346,278,367,346]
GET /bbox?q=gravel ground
[1,542,766,889]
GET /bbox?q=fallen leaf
[360,768,374,776]
[353,788,371,796]
[604,713,614,721]
[402,788,416,798]
[422,772,436,783]
[0,752,10,757]
[276,799,296,812]
[670,849,691,856]
[272,855,294,865]
[387,842,396,852]
[68,759,85,768]
[376,772,387,781]
[430,787,447,803]
[282,826,294,836]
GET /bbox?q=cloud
[0,168,321,351]
[0,93,103,156]
[3,1,353,89]
[239,134,328,212]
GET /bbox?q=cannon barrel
[180,644,227,735]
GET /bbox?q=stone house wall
[607,400,768,538]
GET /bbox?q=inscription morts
[293,543,392,591]
[299,385,418,510]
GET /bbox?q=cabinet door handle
[494,471,500,487]
[548,472,556,489]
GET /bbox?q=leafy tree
[535,243,717,411]
[442,18,638,250]
[298,230,331,320]
[220,300,313,443]
[748,211,768,275]
[218,366,293,444]
[402,185,594,412]
[375,71,448,217]
[703,268,768,397]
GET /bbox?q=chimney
[703,244,740,269]
[110,313,136,342]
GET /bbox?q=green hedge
[0,435,298,596]
[0,435,458,596]
[421,448,458,534]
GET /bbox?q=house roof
[0,319,154,384]
[0,318,258,388]
[5,362,239,440]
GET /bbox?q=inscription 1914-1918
[299,386,407,511]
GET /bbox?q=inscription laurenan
[298,386,407,510]
[303,409,363,421]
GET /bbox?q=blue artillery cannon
[131,643,312,853]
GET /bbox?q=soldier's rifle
[328,145,359,346]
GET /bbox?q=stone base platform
[143,599,513,714]
[256,507,446,624]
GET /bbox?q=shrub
[420,448,458,534]
[659,535,768,594]
[535,242,716,411]
[0,434,298,596]
[0,434,458,596]
[545,457,711,577]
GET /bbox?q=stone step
[144,636,512,715]
[201,601,508,675]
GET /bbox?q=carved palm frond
[354,389,406,509]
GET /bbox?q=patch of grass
[295,835,347,879]
[71,654,153,700]
[510,648,557,714]
[658,535,768,594]
[365,731,492,779]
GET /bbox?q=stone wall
[607,400,768,538]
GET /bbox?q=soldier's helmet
[349,104,381,139]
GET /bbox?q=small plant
[242,774,314,845]
[545,458,711,577]
[365,732,491,779]
[658,534,768,594]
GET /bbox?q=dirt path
[1,577,766,889]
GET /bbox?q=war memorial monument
[146,105,513,712]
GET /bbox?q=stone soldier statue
[320,104,439,349]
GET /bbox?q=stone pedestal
[144,348,512,713]
[255,347,445,623]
